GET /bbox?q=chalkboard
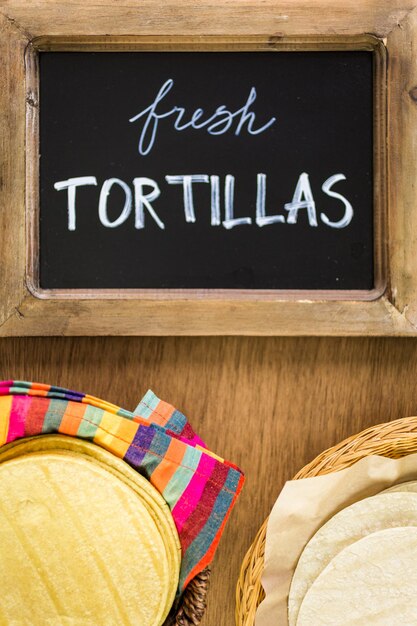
[39,51,374,290]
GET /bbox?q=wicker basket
[235,414,417,625]
[165,568,210,626]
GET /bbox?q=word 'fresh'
[129,79,276,156]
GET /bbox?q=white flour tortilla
[381,479,417,494]
[297,526,417,625]
[289,492,417,625]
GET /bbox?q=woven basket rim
[235,414,417,626]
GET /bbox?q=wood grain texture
[2,2,417,335]
[1,297,416,336]
[2,336,417,624]
[0,1,414,38]
[0,14,27,327]
[387,7,417,329]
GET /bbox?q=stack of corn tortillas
[0,435,181,626]
[288,481,417,625]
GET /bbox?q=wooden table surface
[2,336,417,625]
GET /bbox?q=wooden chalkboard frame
[0,1,416,335]
[26,36,385,301]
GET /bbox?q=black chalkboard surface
[39,51,374,290]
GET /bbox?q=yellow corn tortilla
[0,436,180,626]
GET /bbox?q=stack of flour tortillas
[288,481,417,625]
[0,435,181,626]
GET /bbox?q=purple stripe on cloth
[123,423,156,468]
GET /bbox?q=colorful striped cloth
[0,380,244,592]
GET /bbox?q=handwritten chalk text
[129,79,277,156]
[53,172,353,231]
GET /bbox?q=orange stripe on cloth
[0,395,12,445]
[59,401,87,436]
[27,383,51,391]
[138,398,174,427]
[28,389,49,397]
[151,436,187,492]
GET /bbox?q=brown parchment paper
[255,452,417,626]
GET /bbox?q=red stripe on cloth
[172,453,216,531]
[24,398,50,436]
[180,462,229,553]
[183,472,245,588]
[179,422,206,447]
